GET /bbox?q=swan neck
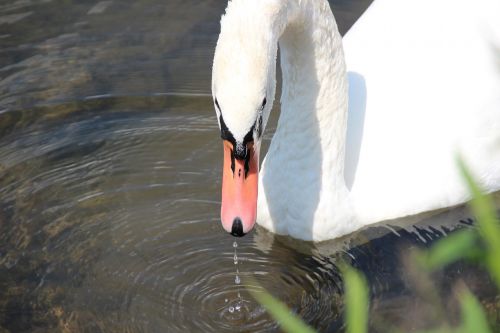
[275,0,348,182]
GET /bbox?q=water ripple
[0,100,349,332]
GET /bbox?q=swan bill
[221,140,259,236]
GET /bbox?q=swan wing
[342,0,500,222]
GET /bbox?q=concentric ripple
[0,97,347,332]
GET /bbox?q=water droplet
[235,275,241,285]
[233,241,238,248]
[225,298,228,303]
[233,254,238,264]
[235,304,241,312]
[228,306,235,313]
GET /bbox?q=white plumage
[212,0,500,241]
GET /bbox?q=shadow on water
[259,205,500,331]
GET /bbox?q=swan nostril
[230,217,245,237]
[234,143,248,160]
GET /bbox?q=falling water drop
[228,240,244,315]
[233,242,241,285]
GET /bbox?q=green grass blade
[343,266,369,333]
[457,156,500,288]
[418,230,478,270]
[247,278,316,333]
[459,289,492,333]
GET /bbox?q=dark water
[1,1,499,332]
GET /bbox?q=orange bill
[220,140,259,236]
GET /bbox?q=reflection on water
[1,0,498,332]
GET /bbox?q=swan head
[212,0,280,236]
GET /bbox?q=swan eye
[261,97,266,110]
[214,98,221,111]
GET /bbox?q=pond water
[0,1,498,332]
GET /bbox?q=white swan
[211,0,500,241]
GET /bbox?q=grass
[247,157,500,332]
[341,265,369,333]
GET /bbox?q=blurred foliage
[249,157,499,333]
[457,158,500,288]
[341,265,368,333]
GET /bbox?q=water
[1,0,499,332]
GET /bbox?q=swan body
[343,0,500,227]
[212,0,500,241]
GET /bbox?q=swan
[211,0,500,241]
